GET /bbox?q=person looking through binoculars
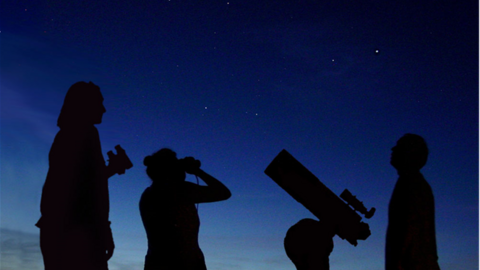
[140,148,231,270]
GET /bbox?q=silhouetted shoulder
[51,126,100,153]
[140,185,173,208]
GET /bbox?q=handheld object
[178,157,201,173]
[107,145,133,175]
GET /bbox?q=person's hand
[107,145,133,176]
[108,156,126,175]
[106,244,114,261]
[106,162,124,178]
[105,222,115,261]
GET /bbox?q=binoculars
[178,157,201,172]
[107,145,133,175]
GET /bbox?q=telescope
[265,149,375,246]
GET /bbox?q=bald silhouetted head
[390,134,428,174]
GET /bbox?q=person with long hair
[140,148,231,270]
[36,81,130,270]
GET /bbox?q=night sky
[1,0,478,269]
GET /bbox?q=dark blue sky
[1,0,478,269]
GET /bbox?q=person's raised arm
[187,168,231,203]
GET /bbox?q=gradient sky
[1,0,478,269]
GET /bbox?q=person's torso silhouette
[140,181,205,269]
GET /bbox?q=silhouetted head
[390,134,428,173]
[144,148,186,184]
[57,81,106,128]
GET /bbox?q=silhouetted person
[386,134,440,270]
[140,148,231,270]
[36,82,130,270]
[284,218,335,270]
